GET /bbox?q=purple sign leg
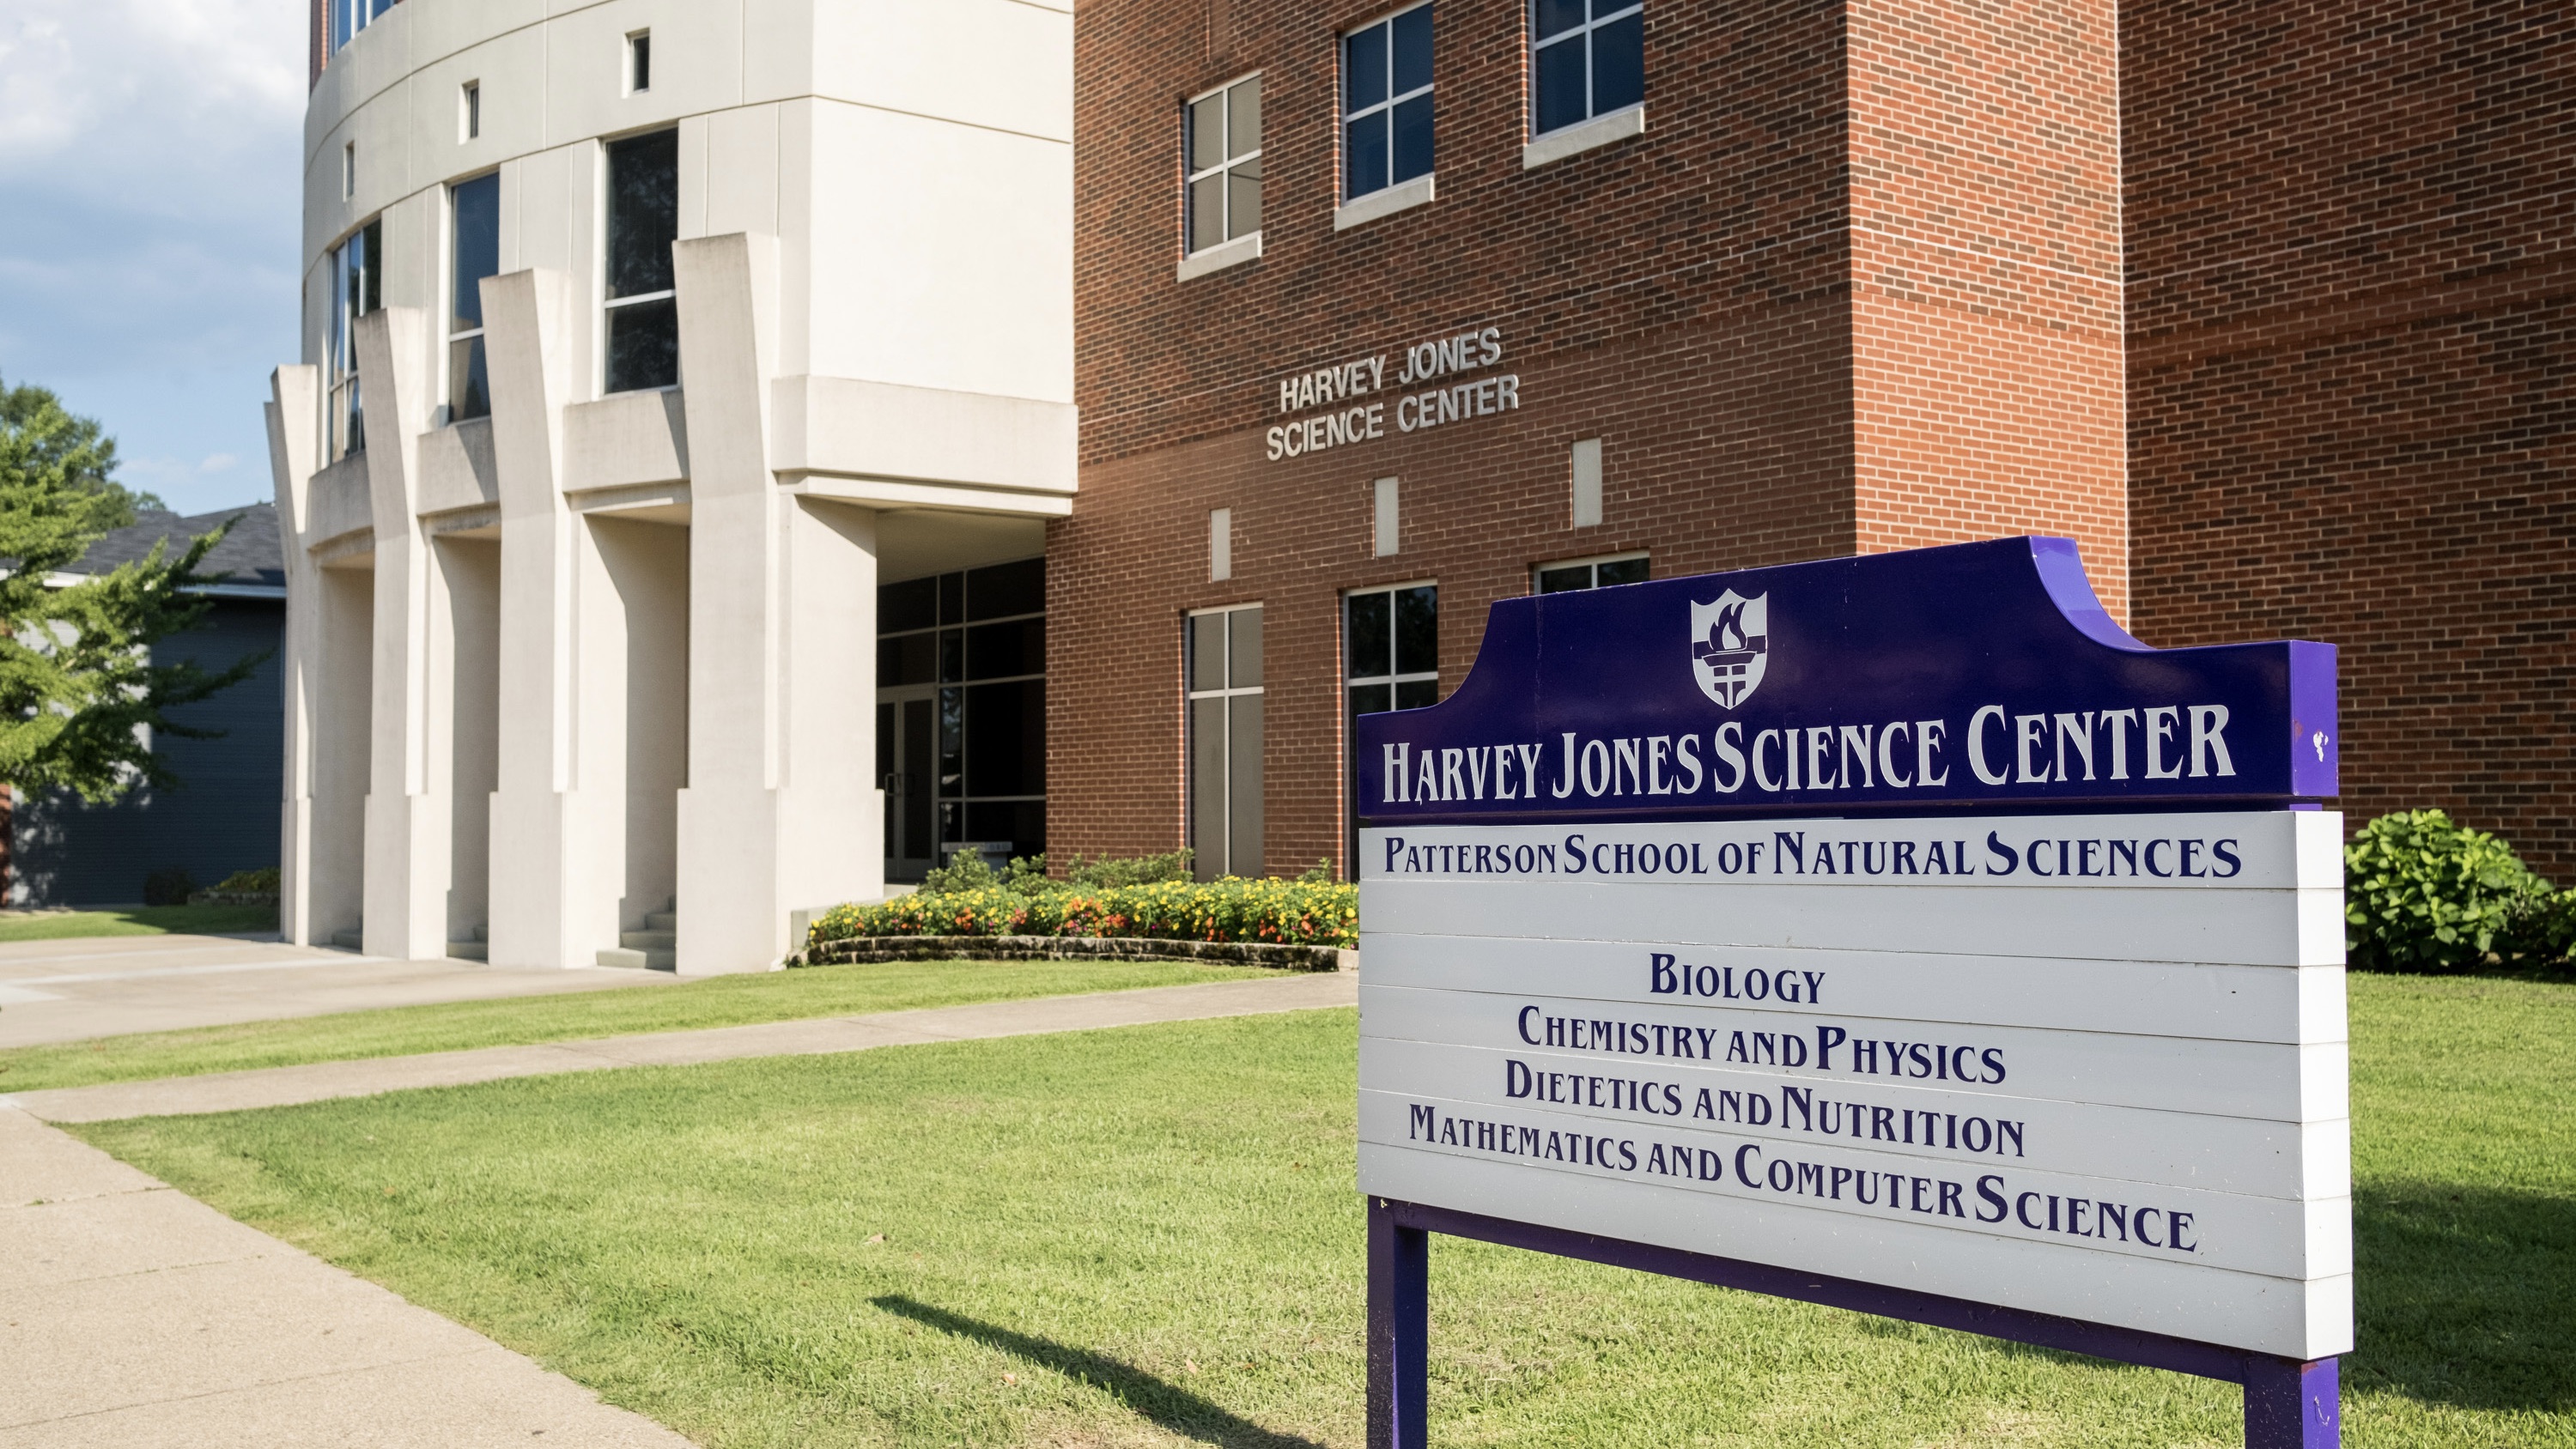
[2245,1355,2339,1447]
[1366,1197,1428,1449]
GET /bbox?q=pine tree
[0,379,260,803]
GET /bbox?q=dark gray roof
[68,502,284,591]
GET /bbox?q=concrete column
[263,366,322,945]
[479,268,592,968]
[353,307,447,961]
[671,233,882,974]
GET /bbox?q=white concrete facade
[266,0,1073,973]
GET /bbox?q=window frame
[1534,551,1649,593]
[877,561,1048,873]
[325,218,382,462]
[626,31,652,94]
[331,0,398,57]
[1342,582,1441,716]
[1340,3,1435,203]
[460,81,481,142]
[1528,0,1644,138]
[1185,603,1265,881]
[1183,73,1263,257]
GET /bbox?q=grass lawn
[76,973,2576,1447]
[0,903,278,943]
[0,959,1273,1093]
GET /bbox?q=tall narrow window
[1344,5,1433,200]
[448,173,500,421]
[327,220,382,460]
[627,32,652,93]
[461,82,481,141]
[342,141,355,199]
[1187,605,1263,880]
[1346,584,1436,870]
[1185,76,1261,254]
[331,0,398,55]
[1535,553,1648,592]
[604,129,678,393]
[1532,0,1643,136]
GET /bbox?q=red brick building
[1048,0,2571,879]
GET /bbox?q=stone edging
[794,934,1352,973]
[185,890,282,907]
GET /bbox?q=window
[449,173,500,421]
[327,220,381,461]
[1346,584,1434,869]
[626,31,652,94]
[604,129,679,393]
[461,82,480,141]
[1187,605,1262,880]
[331,0,398,56]
[877,559,1048,878]
[1344,5,1433,200]
[342,141,355,199]
[1186,76,1261,253]
[1535,553,1648,592]
[1532,0,1643,136]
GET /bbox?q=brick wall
[1060,0,2133,876]
[2123,0,2576,876]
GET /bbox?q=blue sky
[1,0,307,516]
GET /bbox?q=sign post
[1353,538,2345,1447]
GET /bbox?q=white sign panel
[1356,809,2353,1360]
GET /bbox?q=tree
[0,379,259,803]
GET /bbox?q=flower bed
[804,876,1358,955]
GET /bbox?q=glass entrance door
[878,690,937,881]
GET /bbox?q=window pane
[880,576,938,634]
[448,335,489,421]
[1394,586,1437,675]
[358,221,382,313]
[1349,682,1393,717]
[967,618,1043,679]
[1189,174,1225,252]
[1228,76,1261,158]
[938,628,964,684]
[1189,614,1227,692]
[450,173,500,334]
[902,699,935,857]
[1346,112,1390,199]
[938,687,964,797]
[1189,94,1226,173]
[964,800,1045,865]
[1395,678,1441,710]
[1537,564,1592,593]
[1227,694,1263,876]
[1229,607,1262,688]
[1534,36,1587,133]
[1345,26,1388,112]
[878,633,937,687]
[1596,556,1649,586]
[1535,0,1587,40]
[939,571,965,624]
[605,129,678,299]
[1393,5,1434,92]
[1392,94,1434,182]
[604,296,677,392]
[965,680,1042,796]
[1593,12,1643,114]
[1190,695,1228,877]
[1228,160,1261,239]
[1346,591,1390,679]
[967,557,1044,620]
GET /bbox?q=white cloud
[0,0,305,514]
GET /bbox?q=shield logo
[1690,590,1769,708]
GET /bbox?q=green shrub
[2344,810,2556,971]
[213,866,282,894]
[142,868,197,906]
[809,874,1358,950]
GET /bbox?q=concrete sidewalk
[0,1103,693,1447]
[0,933,674,1050]
[0,971,1358,1446]
[9,970,1358,1123]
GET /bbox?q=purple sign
[1357,537,2337,825]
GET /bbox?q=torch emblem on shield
[1691,591,1769,708]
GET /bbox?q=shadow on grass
[2354,1183,2576,1414]
[872,1294,1324,1449]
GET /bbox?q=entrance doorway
[878,689,937,882]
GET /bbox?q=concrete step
[447,942,489,962]
[331,927,364,950]
[620,930,676,952]
[595,947,676,972]
[644,912,677,932]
